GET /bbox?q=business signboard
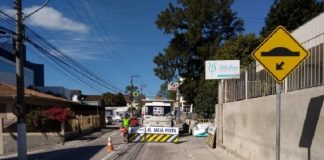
[167,82,179,91]
[205,60,240,79]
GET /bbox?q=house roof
[123,94,145,103]
[0,83,70,103]
[83,95,103,101]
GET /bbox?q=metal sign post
[205,60,240,146]
[276,83,281,160]
[252,26,310,160]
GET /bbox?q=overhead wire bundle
[0,10,124,94]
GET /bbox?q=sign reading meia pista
[205,60,240,80]
[129,127,179,135]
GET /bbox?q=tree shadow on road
[3,144,106,160]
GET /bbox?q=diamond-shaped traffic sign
[252,26,309,83]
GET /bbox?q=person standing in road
[120,113,130,143]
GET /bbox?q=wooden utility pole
[14,0,27,159]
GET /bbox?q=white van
[141,100,174,127]
[105,106,128,122]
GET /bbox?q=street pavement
[0,125,239,160]
[0,123,122,160]
[107,134,239,160]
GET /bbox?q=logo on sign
[208,63,216,72]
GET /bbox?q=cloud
[52,46,100,61]
[2,6,89,33]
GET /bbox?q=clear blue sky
[0,0,273,98]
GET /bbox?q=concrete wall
[0,133,62,154]
[0,115,101,154]
[222,86,324,160]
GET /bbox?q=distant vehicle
[105,106,128,122]
[112,115,122,122]
[105,116,113,125]
[141,99,173,127]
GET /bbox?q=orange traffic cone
[107,137,114,152]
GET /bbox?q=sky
[0,0,273,98]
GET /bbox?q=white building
[178,77,193,113]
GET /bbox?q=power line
[67,0,133,75]
[22,11,123,90]
[85,0,133,73]
[25,39,104,93]
[0,16,124,93]
[1,9,124,93]
[26,36,122,93]
[25,31,124,93]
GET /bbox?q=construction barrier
[206,124,216,148]
[128,127,179,143]
[197,118,212,124]
[192,123,209,137]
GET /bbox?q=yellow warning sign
[252,26,309,83]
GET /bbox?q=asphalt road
[0,124,237,160]
[107,134,233,160]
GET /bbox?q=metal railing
[224,41,324,103]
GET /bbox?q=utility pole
[140,84,146,110]
[14,0,27,159]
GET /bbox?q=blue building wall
[0,46,44,86]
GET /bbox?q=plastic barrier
[192,123,209,137]
[128,127,179,143]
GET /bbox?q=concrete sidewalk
[123,134,242,160]
[0,129,115,159]
[177,135,241,160]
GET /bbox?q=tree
[125,85,139,94]
[155,0,244,80]
[103,92,126,106]
[116,93,127,106]
[260,0,324,37]
[193,79,218,116]
[214,33,261,67]
[125,85,139,102]
[157,82,177,100]
[154,0,244,114]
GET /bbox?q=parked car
[105,116,113,125]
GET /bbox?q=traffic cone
[107,137,114,152]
